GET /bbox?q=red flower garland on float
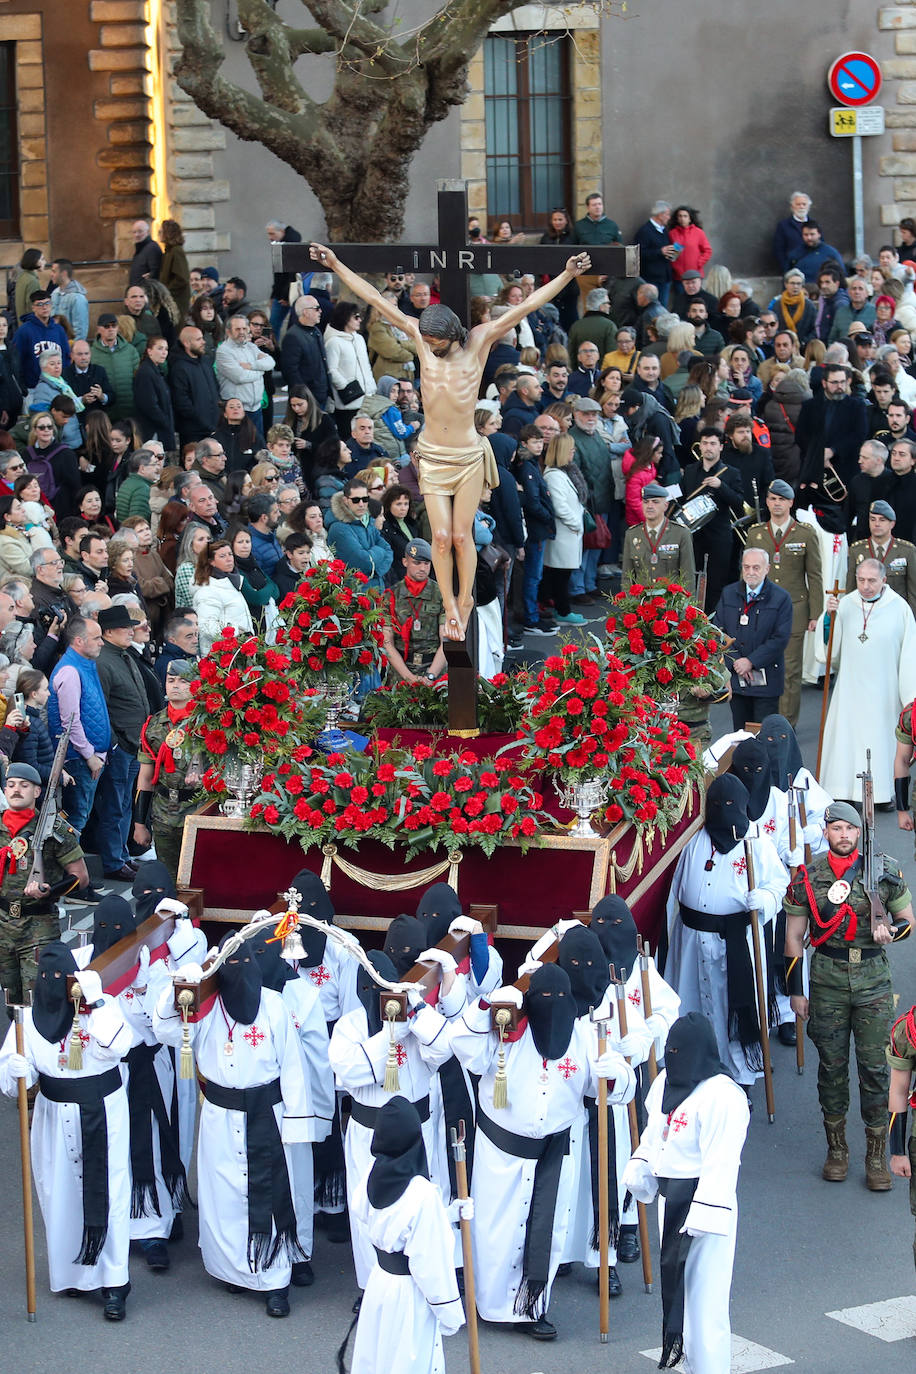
[274,558,386,682]
[603,580,729,697]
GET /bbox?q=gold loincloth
[416,434,499,498]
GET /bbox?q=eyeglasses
[7,463,25,472]
[34,424,54,432]
[43,557,63,566]
[349,495,369,504]
[263,474,280,483]
[369,484,384,493]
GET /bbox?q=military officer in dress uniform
[621,482,696,590]
[846,499,916,618]
[784,800,913,1189]
[134,659,201,885]
[0,762,88,1009]
[745,478,823,727]
[382,539,448,686]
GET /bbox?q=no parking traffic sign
[827,52,882,106]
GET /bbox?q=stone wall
[877,4,916,240]
[0,11,48,258]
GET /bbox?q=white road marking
[640,1335,794,1370]
[826,1295,916,1342]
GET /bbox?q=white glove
[517,957,542,978]
[447,1197,475,1224]
[595,1047,627,1080]
[173,916,195,940]
[490,985,523,1008]
[553,918,585,939]
[786,846,803,869]
[620,1156,657,1204]
[156,898,189,919]
[644,1013,668,1041]
[802,823,822,847]
[76,970,103,1004]
[744,888,768,913]
[405,986,426,1009]
[174,962,203,984]
[610,1032,643,1062]
[417,948,457,974]
[449,915,483,937]
[137,944,151,977]
[7,1052,29,1079]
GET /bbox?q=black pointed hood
[704,775,750,854]
[357,949,398,1037]
[132,860,176,922]
[91,894,136,957]
[558,925,610,1018]
[729,738,771,821]
[32,940,78,1044]
[416,882,463,947]
[383,914,427,978]
[366,1095,430,1211]
[249,931,297,993]
[524,963,576,1061]
[288,868,334,967]
[757,714,803,792]
[590,895,638,982]
[661,1011,730,1113]
[217,936,262,1025]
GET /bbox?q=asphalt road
[0,615,914,1372]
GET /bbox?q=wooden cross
[276,180,639,733]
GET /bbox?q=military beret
[166,658,197,681]
[824,801,861,827]
[642,482,670,500]
[870,499,896,521]
[7,762,41,786]
[405,538,433,562]
[768,479,794,499]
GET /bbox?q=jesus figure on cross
[310,241,592,640]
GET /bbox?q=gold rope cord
[319,843,461,893]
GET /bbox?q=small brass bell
[282,928,306,961]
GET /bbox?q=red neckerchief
[0,807,35,884]
[801,848,860,946]
[141,702,193,785]
[387,578,429,658]
[890,1007,916,1106]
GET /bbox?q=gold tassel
[492,1009,511,1110]
[447,850,461,893]
[383,999,402,1093]
[177,990,195,1080]
[321,843,336,891]
[67,985,84,1071]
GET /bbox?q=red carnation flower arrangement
[604,580,730,700]
[275,558,386,684]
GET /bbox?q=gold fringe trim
[317,844,462,895]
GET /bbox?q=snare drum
[671,491,718,532]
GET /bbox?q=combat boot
[822,1114,848,1181]
[864,1125,892,1191]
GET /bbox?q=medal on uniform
[224,1038,234,1056]
[739,614,749,626]
[650,554,658,565]
[539,1059,549,1084]
[165,726,186,761]
[773,552,780,566]
[58,1040,67,1069]
[9,835,28,862]
[827,879,851,904]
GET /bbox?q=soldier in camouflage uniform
[784,800,914,1188]
[134,659,200,886]
[887,1004,916,1270]
[0,762,88,1009]
[894,696,916,850]
[621,483,696,591]
[382,538,448,686]
[745,479,823,727]
[846,499,916,618]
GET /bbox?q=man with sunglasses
[326,478,393,592]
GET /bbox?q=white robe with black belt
[0,999,134,1292]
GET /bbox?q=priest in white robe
[819,559,916,804]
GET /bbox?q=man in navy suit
[634,201,679,307]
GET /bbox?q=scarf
[140,701,194,785]
[209,566,244,591]
[125,1040,189,1219]
[0,806,35,884]
[779,291,805,333]
[565,460,590,506]
[40,373,85,413]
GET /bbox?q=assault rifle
[25,722,76,899]
[857,749,892,940]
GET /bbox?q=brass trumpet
[821,457,847,504]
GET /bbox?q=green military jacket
[621,520,695,590]
[0,811,82,911]
[847,536,916,618]
[784,849,911,954]
[746,519,823,633]
[138,708,199,830]
[388,579,443,669]
[886,1009,916,1077]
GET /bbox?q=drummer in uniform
[621,482,696,590]
[846,499,916,618]
[382,538,448,686]
[0,762,88,1007]
[134,659,201,885]
[745,478,823,727]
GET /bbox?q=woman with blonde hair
[249,459,281,494]
[803,338,826,372]
[542,433,586,625]
[192,538,254,654]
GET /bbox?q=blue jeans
[246,408,265,439]
[63,755,101,839]
[522,539,545,625]
[657,282,670,307]
[569,512,608,594]
[269,299,290,337]
[90,744,139,872]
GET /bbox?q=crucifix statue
[277,182,639,730]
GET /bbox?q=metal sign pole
[852,133,864,260]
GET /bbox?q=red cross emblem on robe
[732,856,747,875]
[308,965,331,986]
[243,1024,265,1048]
[557,1057,579,1079]
[764,818,776,835]
[628,988,641,1006]
[670,1111,688,1133]
[394,1042,407,1067]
